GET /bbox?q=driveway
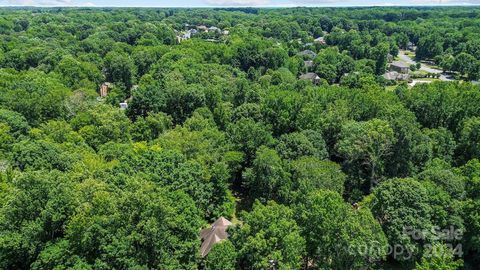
[397,50,452,81]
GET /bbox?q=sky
[1,0,479,8]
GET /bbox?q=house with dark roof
[383,71,410,81]
[390,61,410,74]
[300,72,321,84]
[200,217,233,257]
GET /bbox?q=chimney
[100,83,110,97]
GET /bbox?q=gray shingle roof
[300,72,320,80]
[391,61,410,69]
[200,217,232,257]
[383,71,410,81]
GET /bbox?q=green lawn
[385,85,398,92]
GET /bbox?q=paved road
[397,50,452,81]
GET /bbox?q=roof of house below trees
[390,61,410,69]
[200,217,233,257]
[300,72,320,80]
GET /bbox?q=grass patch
[385,85,398,92]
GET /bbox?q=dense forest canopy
[0,6,480,270]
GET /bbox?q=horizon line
[1,4,480,8]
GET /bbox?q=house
[314,36,326,45]
[197,25,208,32]
[304,60,314,69]
[390,61,410,74]
[208,26,220,32]
[383,71,410,81]
[200,217,233,257]
[182,32,192,39]
[177,29,200,43]
[298,50,317,59]
[300,72,321,84]
[99,82,112,97]
[407,42,417,51]
[176,35,187,43]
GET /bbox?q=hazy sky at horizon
[1,0,479,8]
